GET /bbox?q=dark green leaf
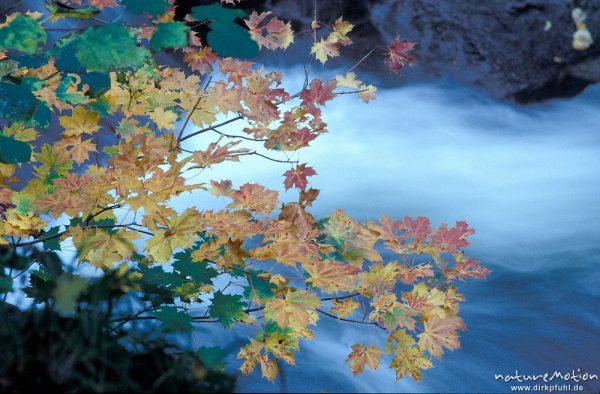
[0,134,31,164]
[138,264,184,288]
[207,22,259,58]
[56,75,87,105]
[0,81,51,127]
[153,306,193,333]
[0,15,47,55]
[243,270,276,301]
[124,0,170,17]
[208,291,245,327]
[190,4,246,23]
[42,226,62,251]
[13,54,48,68]
[150,22,188,52]
[173,251,217,284]
[76,24,148,72]
[0,273,12,293]
[197,346,227,371]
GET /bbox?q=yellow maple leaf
[76,229,141,269]
[330,298,359,319]
[335,72,361,89]
[358,84,377,103]
[417,317,461,359]
[345,344,382,376]
[387,330,433,382]
[264,289,321,330]
[59,106,101,137]
[304,259,361,293]
[68,136,97,164]
[149,107,178,131]
[145,208,201,263]
[310,38,339,64]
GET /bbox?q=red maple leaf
[384,37,416,74]
[283,163,317,190]
[399,216,431,244]
[431,221,475,252]
[300,79,337,107]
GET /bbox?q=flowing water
[180,73,600,393]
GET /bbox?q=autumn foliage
[0,0,489,386]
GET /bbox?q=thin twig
[178,115,244,143]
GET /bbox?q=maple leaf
[209,179,234,197]
[431,221,475,252]
[59,106,101,137]
[310,38,339,64]
[399,216,432,244]
[384,37,416,74]
[389,344,432,382]
[417,317,461,358]
[264,289,320,330]
[300,79,337,109]
[331,17,353,45]
[209,290,246,327]
[246,11,294,50]
[335,72,361,89]
[397,263,434,284]
[228,183,279,215]
[386,330,433,382]
[149,107,178,130]
[76,228,141,269]
[305,260,361,293]
[183,46,217,74]
[251,235,319,267]
[153,306,193,333]
[144,208,201,263]
[191,140,250,169]
[283,163,317,191]
[237,338,279,381]
[330,298,359,319]
[445,255,490,281]
[346,344,382,376]
[358,84,377,103]
[310,17,353,64]
[68,136,96,164]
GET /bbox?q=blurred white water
[175,70,600,392]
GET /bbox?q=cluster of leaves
[0,0,488,385]
[0,249,235,392]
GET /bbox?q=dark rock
[257,0,600,102]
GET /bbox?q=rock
[257,0,600,102]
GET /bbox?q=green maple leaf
[197,346,227,371]
[0,15,47,55]
[124,0,170,17]
[0,135,31,164]
[243,270,276,301]
[208,22,259,58]
[190,4,246,23]
[173,251,217,284]
[150,22,188,52]
[209,291,246,328]
[41,226,62,251]
[76,24,148,72]
[153,306,193,333]
[0,82,51,128]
